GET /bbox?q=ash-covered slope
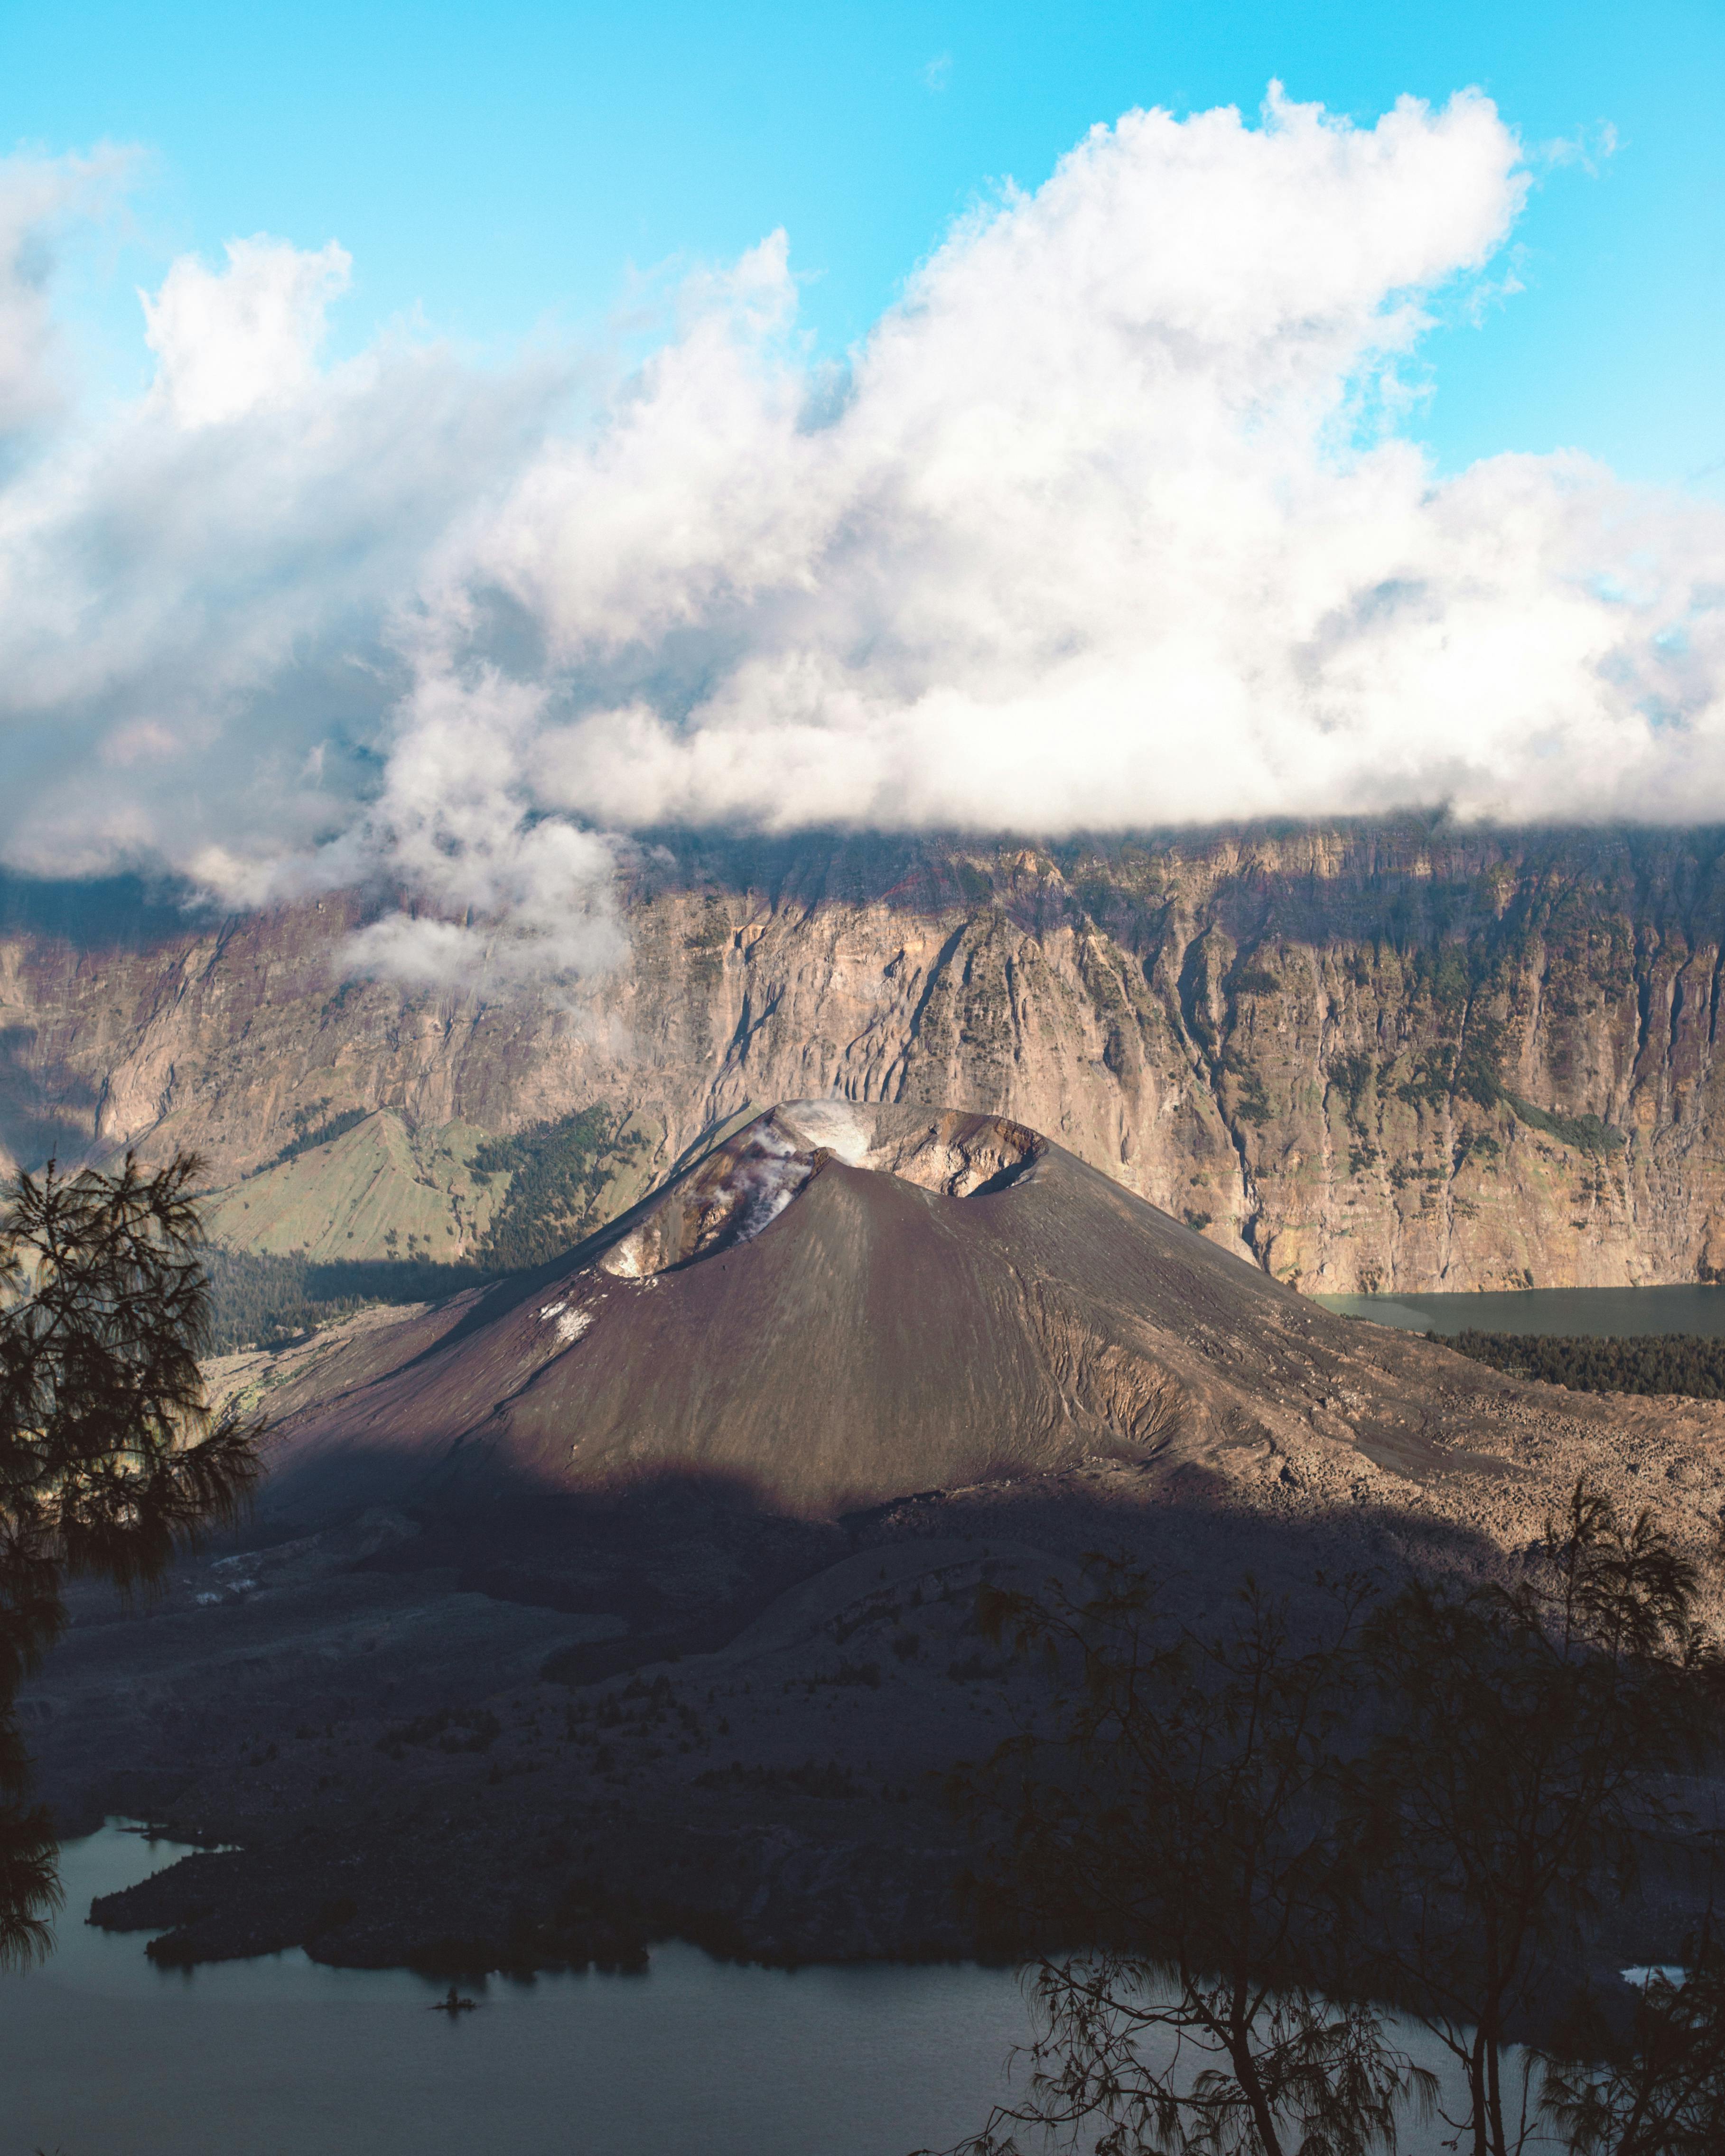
[261,1100,1544,1520]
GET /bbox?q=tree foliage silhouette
[0,1152,260,1963]
[1352,1480,1720,2156]
[928,1479,1725,2156]
[932,1562,1431,2156]
[1540,1928,1725,2155]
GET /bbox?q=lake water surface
[0,1826,1542,2156]
[1315,1283,1725,1338]
[0,1825,1038,2156]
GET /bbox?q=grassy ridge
[249,1106,372,1178]
[202,1103,654,1349]
[1441,1327,1725,1399]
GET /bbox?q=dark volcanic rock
[257,1099,1573,1520]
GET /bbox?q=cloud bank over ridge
[2,91,1723,980]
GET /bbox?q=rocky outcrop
[6,823,1725,1292]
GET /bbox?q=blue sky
[9,0,1723,488]
[6,0,1725,917]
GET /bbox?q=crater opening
[597,1104,1044,1280]
[782,1101,1044,1198]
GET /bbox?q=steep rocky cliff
[6,823,1725,1293]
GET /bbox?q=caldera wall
[5,824,1725,1293]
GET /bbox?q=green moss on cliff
[1504,1097,1626,1155]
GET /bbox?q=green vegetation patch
[201,1246,494,1352]
[471,1106,651,1271]
[202,1101,657,1344]
[1390,1022,1505,1115]
[1219,1049,1272,1126]
[1450,1017,1507,1111]
[1440,1328,1725,1399]
[1395,1048,1455,1111]
[1503,1094,1626,1155]
[207,1111,485,1264]
[1452,1130,1501,1173]
[1326,1053,1374,1138]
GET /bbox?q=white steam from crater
[1,90,1723,986]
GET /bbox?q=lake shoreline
[1317,1282,1725,1338]
[9,1825,1037,2156]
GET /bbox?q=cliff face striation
[6,823,1725,1293]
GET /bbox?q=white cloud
[1,85,1724,991]
[337,666,628,988]
[0,228,567,905]
[141,235,351,427]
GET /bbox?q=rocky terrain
[8,823,1725,1295]
[17,1099,1725,1977]
[11,825,1725,1984]
[29,1356,1725,1976]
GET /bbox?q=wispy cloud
[1,86,1722,988]
[0,146,135,434]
